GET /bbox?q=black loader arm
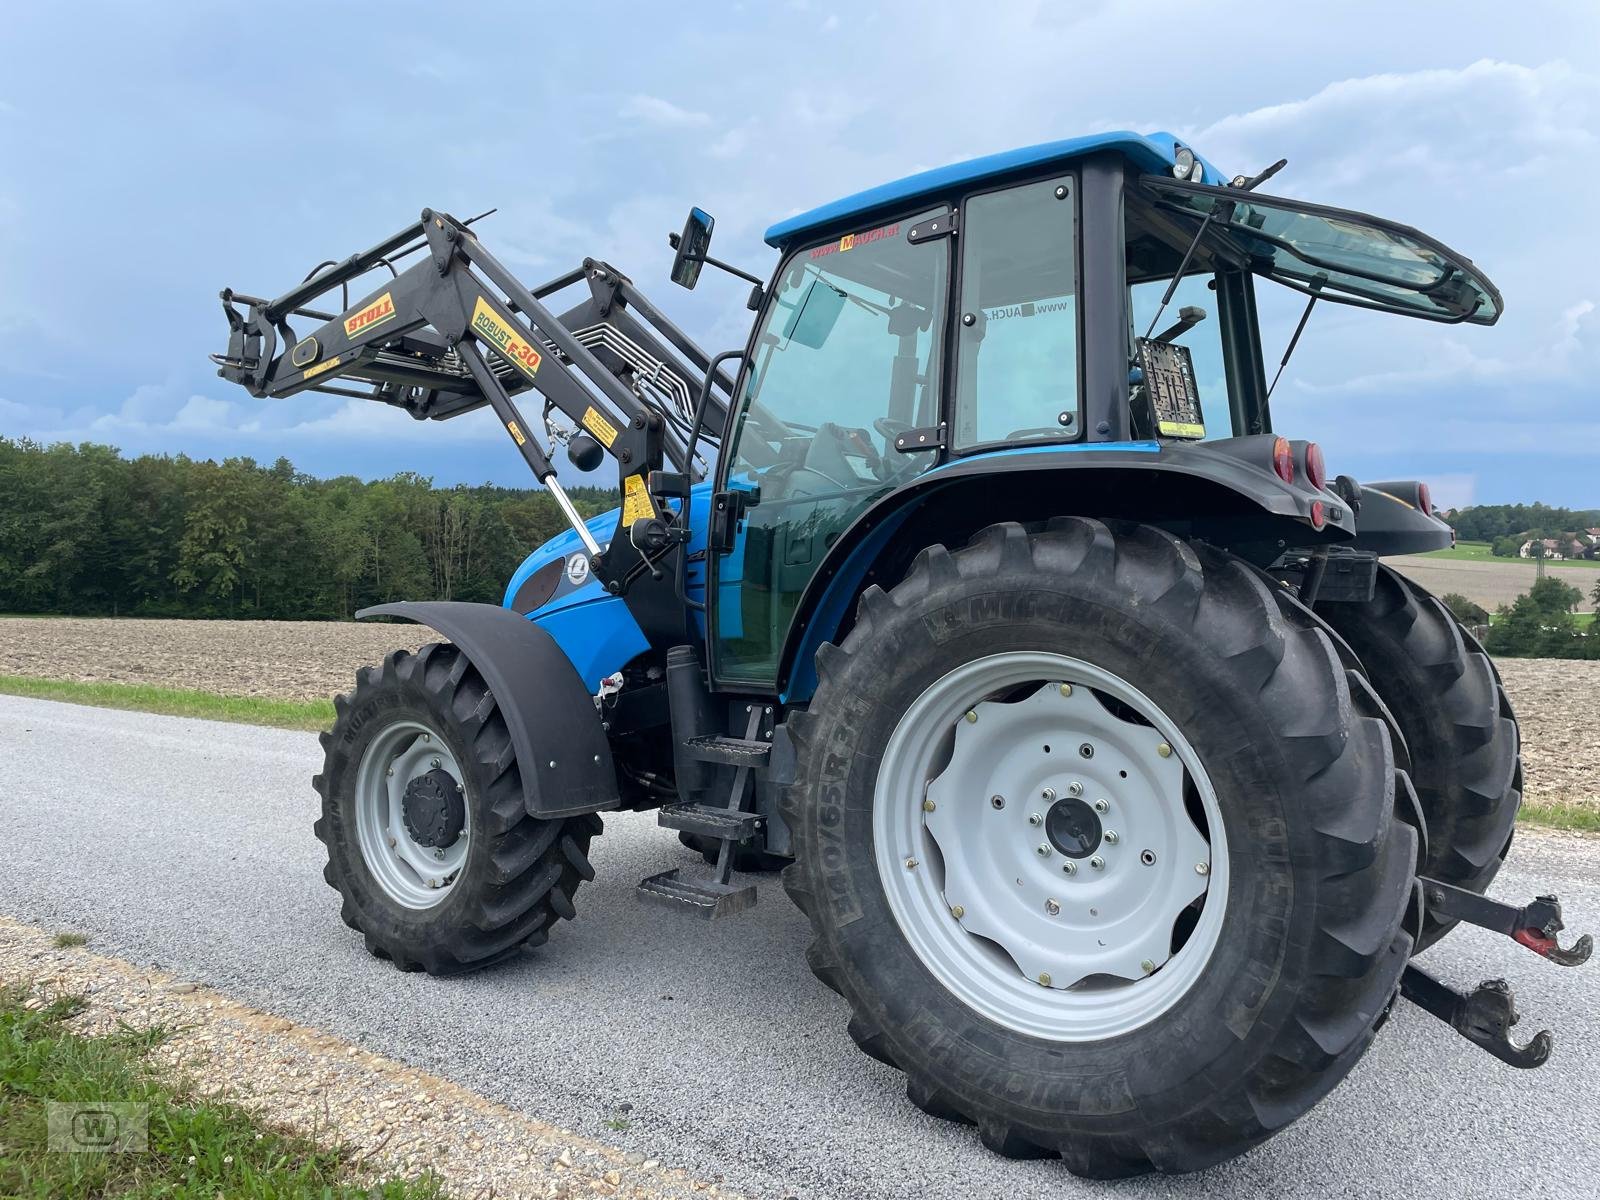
[214,209,732,593]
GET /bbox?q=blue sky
[2,1,1597,509]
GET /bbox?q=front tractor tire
[1317,564,1522,951]
[782,520,1416,1177]
[313,643,600,976]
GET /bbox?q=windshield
[1142,178,1501,325]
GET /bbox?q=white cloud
[618,94,711,128]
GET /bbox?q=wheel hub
[402,768,466,849]
[874,652,1229,1041]
[1045,795,1102,858]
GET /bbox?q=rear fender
[778,439,1349,701]
[357,601,619,819]
[1351,481,1454,555]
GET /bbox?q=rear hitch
[1421,878,1593,967]
[1401,966,1550,1069]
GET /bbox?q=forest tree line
[1446,502,1600,546]
[0,438,615,619]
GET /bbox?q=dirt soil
[2,616,1595,808]
[0,617,428,702]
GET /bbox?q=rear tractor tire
[313,643,600,976]
[782,519,1416,1177]
[1317,564,1522,951]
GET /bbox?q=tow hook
[1401,968,1551,1069]
[1401,879,1590,1068]
[1421,879,1592,967]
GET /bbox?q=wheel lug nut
[1045,898,1061,916]
[922,798,936,813]
[430,757,441,769]
[1104,830,1119,845]
[421,733,430,742]
[1042,786,1056,802]
[1068,781,1083,797]
[1195,861,1210,876]
[964,710,978,724]
[1090,855,1105,870]
[1062,861,1077,875]
[1141,959,1157,975]
[1058,683,1073,697]
[1094,799,1109,814]
[990,795,1006,810]
[1038,973,1052,987]
[1036,843,1052,858]
[1028,812,1043,827]
[950,904,964,919]
[1157,742,1172,758]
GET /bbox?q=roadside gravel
[0,917,744,1200]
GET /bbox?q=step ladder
[636,707,769,919]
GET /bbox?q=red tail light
[1272,437,1294,484]
[1417,482,1433,517]
[1304,442,1326,490]
[1309,500,1326,530]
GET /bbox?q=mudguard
[1352,481,1454,555]
[356,601,619,819]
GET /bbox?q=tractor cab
[697,131,1500,692]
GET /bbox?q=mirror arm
[684,252,765,289]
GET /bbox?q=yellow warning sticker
[506,420,527,446]
[622,473,657,524]
[469,296,543,379]
[302,355,342,379]
[1157,420,1206,439]
[581,406,619,448]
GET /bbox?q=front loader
[214,130,1589,1177]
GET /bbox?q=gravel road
[6,696,1598,1199]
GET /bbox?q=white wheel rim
[873,651,1228,1041]
[355,719,472,910]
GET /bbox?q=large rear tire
[313,643,600,976]
[782,520,1415,1177]
[1317,564,1521,950]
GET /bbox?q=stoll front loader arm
[214,208,728,819]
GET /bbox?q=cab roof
[763,130,1226,250]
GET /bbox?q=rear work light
[1304,442,1326,490]
[1271,437,1295,484]
[1417,482,1433,516]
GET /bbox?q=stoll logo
[343,292,397,339]
[47,1102,149,1153]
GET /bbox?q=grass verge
[0,675,331,731]
[0,984,446,1199]
[1519,797,1600,834]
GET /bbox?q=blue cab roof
[763,130,1224,249]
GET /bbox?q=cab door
[709,210,952,691]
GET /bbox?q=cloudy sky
[2,1,1596,508]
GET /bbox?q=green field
[1422,541,1599,570]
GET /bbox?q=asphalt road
[6,695,1598,1199]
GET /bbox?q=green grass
[51,933,88,949]
[1520,798,1600,834]
[0,984,448,1199]
[1421,540,1600,570]
[0,676,331,731]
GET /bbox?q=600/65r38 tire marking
[781,519,1416,1177]
[313,642,600,976]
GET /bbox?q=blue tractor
[214,131,1588,1176]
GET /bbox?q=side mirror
[669,208,715,290]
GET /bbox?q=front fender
[356,601,619,819]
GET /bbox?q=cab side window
[952,177,1080,448]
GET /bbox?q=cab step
[636,868,758,920]
[657,802,763,842]
[683,735,771,767]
